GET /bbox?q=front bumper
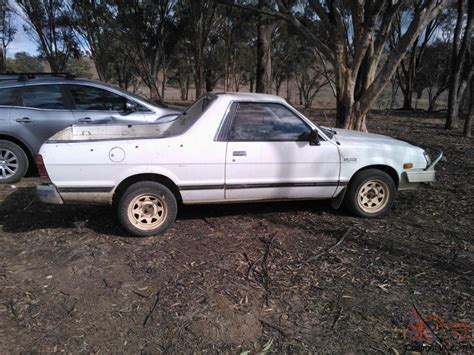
[406,145,443,183]
[37,183,63,205]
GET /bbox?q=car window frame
[222,101,315,142]
[64,83,149,113]
[19,83,70,111]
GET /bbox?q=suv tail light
[35,154,51,183]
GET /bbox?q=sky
[6,1,39,58]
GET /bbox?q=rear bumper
[37,183,63,205]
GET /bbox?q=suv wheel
[0,140,28,184]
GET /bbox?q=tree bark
[446,0,473,129]
[161,68,167,99]
[464,79,473,137]
[256,1,276,94]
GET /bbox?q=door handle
[233,151,247,157]
[16,117,34,123]
[77,117,93,123]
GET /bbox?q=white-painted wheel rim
[357,179,390,213]
[127,193,167,231]
[0,148,19,180]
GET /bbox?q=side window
[229,103,311,141]
[68,85,127,111]
[22,85,65,109]
[0,87,19,106]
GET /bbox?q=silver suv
[0,74,181,183]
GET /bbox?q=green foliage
[65,57,93,79]
[17,0,80,72]
[6,52,43,73]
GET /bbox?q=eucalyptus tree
[224,0,451,131]
[17,0,80,72]
[176,0,220,97]
[445,0,473,130]
[1,1,17,71]
[415,41,450,111]
[71,0,115,82]
[392,9,443,110]
[112,0,178,102]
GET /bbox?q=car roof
[0,77,111,88]
[215,92,287,103]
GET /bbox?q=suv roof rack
[0,72,76,82]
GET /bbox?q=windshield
[115,87,166,107]
[99,82,166,108]
[318,126,335,139]
[285,100,335,139]
[162,94,216,136]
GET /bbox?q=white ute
[36,93,442,237]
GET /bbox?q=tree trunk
[161,68,167,99]
[256,1,275,94]
[402,80,413,110]
[148,83,161,102]
[446,0,474,129]
[194,64,205,98]
[337,98,368,132]
[446,72,461,129]
[194,48,205,98]
[0,46,5,73]
[335,73,368,131]
[286,74,291,102]
[464,79,473,138]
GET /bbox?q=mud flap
[331,187,347,210]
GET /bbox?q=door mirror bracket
[301,129,321,146]
[124,101,138,114]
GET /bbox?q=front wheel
[344,169,396,218]
[117,181,178,237]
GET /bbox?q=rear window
[0,87,19,106]
[164,94,215,136]
[22,85,65,109]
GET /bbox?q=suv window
[22,85,65,109]
[229,103,311,141]
[0,87,19,106]
[68,85,127,111]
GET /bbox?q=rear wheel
[344,169,396,218]
[117,181,178,237]
[0,140,28,184]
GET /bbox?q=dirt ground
[0,110,472,353]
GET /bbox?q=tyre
[0,140,29,184]
[344,169,396,218]
[117,181,178,237]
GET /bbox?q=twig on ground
[143,291,161,327]
[259,319,288,338]
[305,227,352,263]
[330,306,342,330]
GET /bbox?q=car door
[66,84,147,124]
[9,84,75,154]
[225,102,340,201]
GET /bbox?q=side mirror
[309,130,320,146]
[300,129,320,145]
[124,101,138,114]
